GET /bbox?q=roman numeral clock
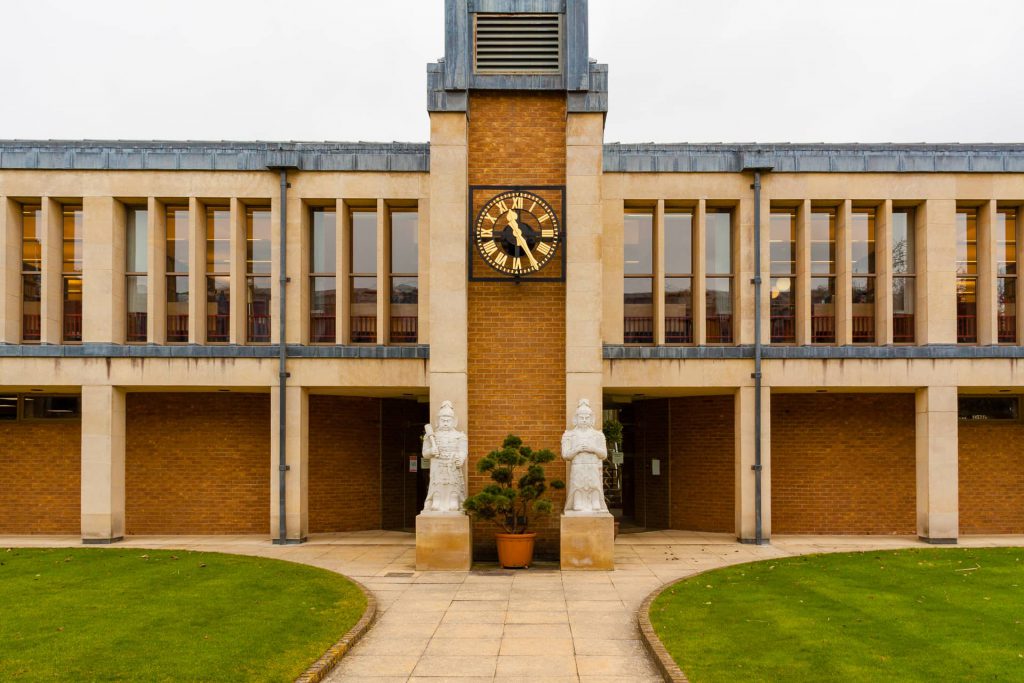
[468,186,566,281]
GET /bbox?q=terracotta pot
[495,532,536,568]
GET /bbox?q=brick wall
[669,396,734,533]
[959,419,1024,534]
[125,393,269,535]
[467,91,567,557]
[0,418,80,534]
[771,393,916,534]
[309,395,382,533]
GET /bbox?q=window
[769,209,796,343]
[247,207,272,343]
[997,208,1017,344]
[851,208,876,343]
[389,209,419,344]
[956,208,978,344]
[310,207,337,343]
[623,210,654,344]
[22,394,81,420]
[810,208,836,343]
[205,206,230,343]
[350,208,377,343]
[21,204,41,343]
[165,206,189,343]
[126,207,148,342]
[958,396,1019,421]
[706,209,733,343]
[664,210,693,344]
[0,395,17,420]
[892,208,916,343]
[62,205,83,343]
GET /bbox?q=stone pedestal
[560,513,614,570]
[416,513,472,571]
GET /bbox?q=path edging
[638,576,698,683]
[294,577,378,683]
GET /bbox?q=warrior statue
[421,400,468,514]
[561,399,610,515]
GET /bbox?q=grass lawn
[0,547,366,682]
[650,547,1024,682]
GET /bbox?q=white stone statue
[561,399,610,515]
[421,400,468,514]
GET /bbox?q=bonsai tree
[463,434,565,534]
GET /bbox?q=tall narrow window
[62,205,83,343]
[706,210,733,343]
[165,205,189,343]
[810,208,836,343]
[892,208,916,343]
[205,206,230,343]
[623,210,654,344]
[769,209,796,343]
[310,207,336,343]
[246,207,272,343]
[997,208,1017,343]
[125,207,148,342]
[21,204,42,343]
[389,209,419,343]
[664,210,693,344]
[851,208,876,343]
[350,209,377,343]
[956,208,978,344]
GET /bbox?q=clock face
[473,190,561,276]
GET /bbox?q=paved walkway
[5,531,1023,682]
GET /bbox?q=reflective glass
[351,211,377,274]
[997,209,1017,276]
[311,208,336,274]
[22,205,42,272]
[126,208,148,273]
[810,210,835,275]
[206,207,231,274]
[851,209,875,274]
[247,276,272,343]
[166,275,189,342]
[664,212,692,275]
[126,275,148,343]
[247,208,272,275]
[166,207,189,273]
[769,211,795,275]
[892,210,915,273]
[706,212,732,274]
[63,206,83,273]
[206,275,230,342]
[391,211,419,274]
[956,210,978,276]
[310,276,337,344]
[624,212,653,275]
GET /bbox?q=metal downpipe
[751,170,764,545]
[275,168,289,545]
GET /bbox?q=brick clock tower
[425,0,608,558]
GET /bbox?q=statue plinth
[416,513,472,571]
[560,513,614,570]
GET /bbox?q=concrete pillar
[376,199,389,344]
[0,197,19,343]
[735,384,771,542]
[602,198,625,344]
[836,200,853,345]
[693,200,707,345]
[229,198,246,345]
[736,191,760,345]
[653,199,666,345]
[147,198,166,344]
[915,386,959,543]
[270,385,308,542]
[81,385,126,543]
[336,199,350,344]
[977,200,998,346]
[40,198,63,344]
[83,196,124,344]
[918,200,957,344]
[878,200,895,345]
[796,200,812,345]
[285,193,304,345]
[187,197,205,344]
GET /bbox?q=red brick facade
[0,418,80,534]
[668,396,735,533]
[125,393,270,535]
[771,393,916,535]
[959,419,1024,534]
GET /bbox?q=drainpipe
[745,164,772,545]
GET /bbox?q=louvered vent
[474,13,562,74]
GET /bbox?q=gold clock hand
[505,209,539,268]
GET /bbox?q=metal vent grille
[474,13,562,74]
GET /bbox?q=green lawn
[650,548,1024,682]
[0,547,366,682]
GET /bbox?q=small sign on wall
[651,459,661,476]
[409,455,419,473]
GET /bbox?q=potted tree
[602,417,624,538]
[463,434,565,568]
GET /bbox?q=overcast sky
[3,0,1023,144]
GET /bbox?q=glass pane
[998,277,1016,343]
[810,209,835,275]
[126,275,148,343]
[957,277,978,343]
[206,206,231,274]
[770,276,796,343]
[706,277,732,343]
[206,275,230,342]
[166,274,189,342]
[956,209,978,276]
[623,277,653,343]
[310,276,337,343]
[997,209,1017,276]
[63,205,83,274]
[664,212,692,275]
[350,275,377,343]
[892,209,915,274]
[126,208,148,273]
[852,277,875,343]
[0,395,17,420]
[959,397,1019,421]
[665,277,692,343]
[624,212,653,275]
[706,211,732,275]
[23,395,80,419]
[311,208,337,274]
[247,276,272,343]
[391,276,418,343]
[851,209,875,275]
[22,273,41,342]
[391,211,419,274]
[769,210,796,276]
[351,211,377,274]
[63,276,82,342]
[166,206,189,274]
[22,205,42,272]
[247,207,272,275]
[893,277,915,343]
[811,276,836,343]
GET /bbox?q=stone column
[977,200,998,346]
[735,384,771,543]
[918,200,957,344]
[836,200,853,345]
[40,198,63,344]
[877,200,895,345]
[693,200,708,345]
[228,198,246,345]
[187,197,206,344]
[83,196,124,344]
[796,200,812,345]
[0,196,20,343]
[81,385,126,543]
[270,385,308,543]
[915,386,958,543]
[147,198,167,344]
